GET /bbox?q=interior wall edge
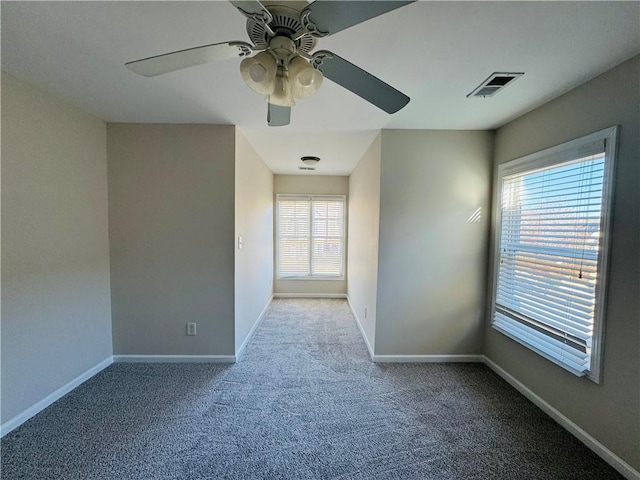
[346,295,374,359]
[235,295,274,361]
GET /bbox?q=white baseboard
[113,355,236,363]
[346,295,374,359]
[1,356,113,438]
[235,295,273,360]
[373,354,484,363]
[484,356,640,480]
[273,293,347,298]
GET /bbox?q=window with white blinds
[277,195,345,279]
[491,127,617,383]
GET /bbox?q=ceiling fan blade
[229,1,272,23]
[312,51,410,114]
[126,41,252,77]
[303,0,415,36]
[267,103,291,127]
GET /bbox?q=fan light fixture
[239,51,277,95]
[289,56,323,99]
[125,1,414,127]
[301,156,320,167]
[239,36,323,107]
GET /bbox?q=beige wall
[486,55,640,470]
[108,124,236,356]
[347,135,381,352]
[234,130,273,353]
[376,129,493,355]
[274,175,349,196]
[273,174,349,295]
[1,74,112,423]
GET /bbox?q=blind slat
[494,314,590,367]
[496,295,593,339]
[494,315,590,375]
[497,278,595,312]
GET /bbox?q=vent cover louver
[298,166,316,171]
[467,72,524,98]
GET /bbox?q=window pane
[492,129,615,383]
[277,196,345,279]
[278,199,310,277]
[311,199,344,277]
[279,238,309,277]
[311,238,343,276]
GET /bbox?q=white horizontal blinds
[311,198,344,276]
[494,140,606,376]
[277,196,345,278]
[278,198,310,278]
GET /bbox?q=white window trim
[276,194,346,281]
[489,126,618,384]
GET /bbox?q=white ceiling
[2,1,638,175]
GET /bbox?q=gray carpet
[1,298,623,479]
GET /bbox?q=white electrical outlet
[364,307,368,318]
[186,322,197,336]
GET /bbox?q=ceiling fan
[125,0,415,126]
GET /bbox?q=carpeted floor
[1,298,623,479]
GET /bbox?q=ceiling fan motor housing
[269,36,297,60]
[246,5,316,55]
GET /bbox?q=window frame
[276,194,346,280]
[489,126,618,383]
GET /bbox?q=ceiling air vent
[298,166,316,171]
[467,72,524,98]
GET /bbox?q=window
[277,195,345,279]
[491,127,617,383]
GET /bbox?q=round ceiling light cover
[301,156,321,166]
